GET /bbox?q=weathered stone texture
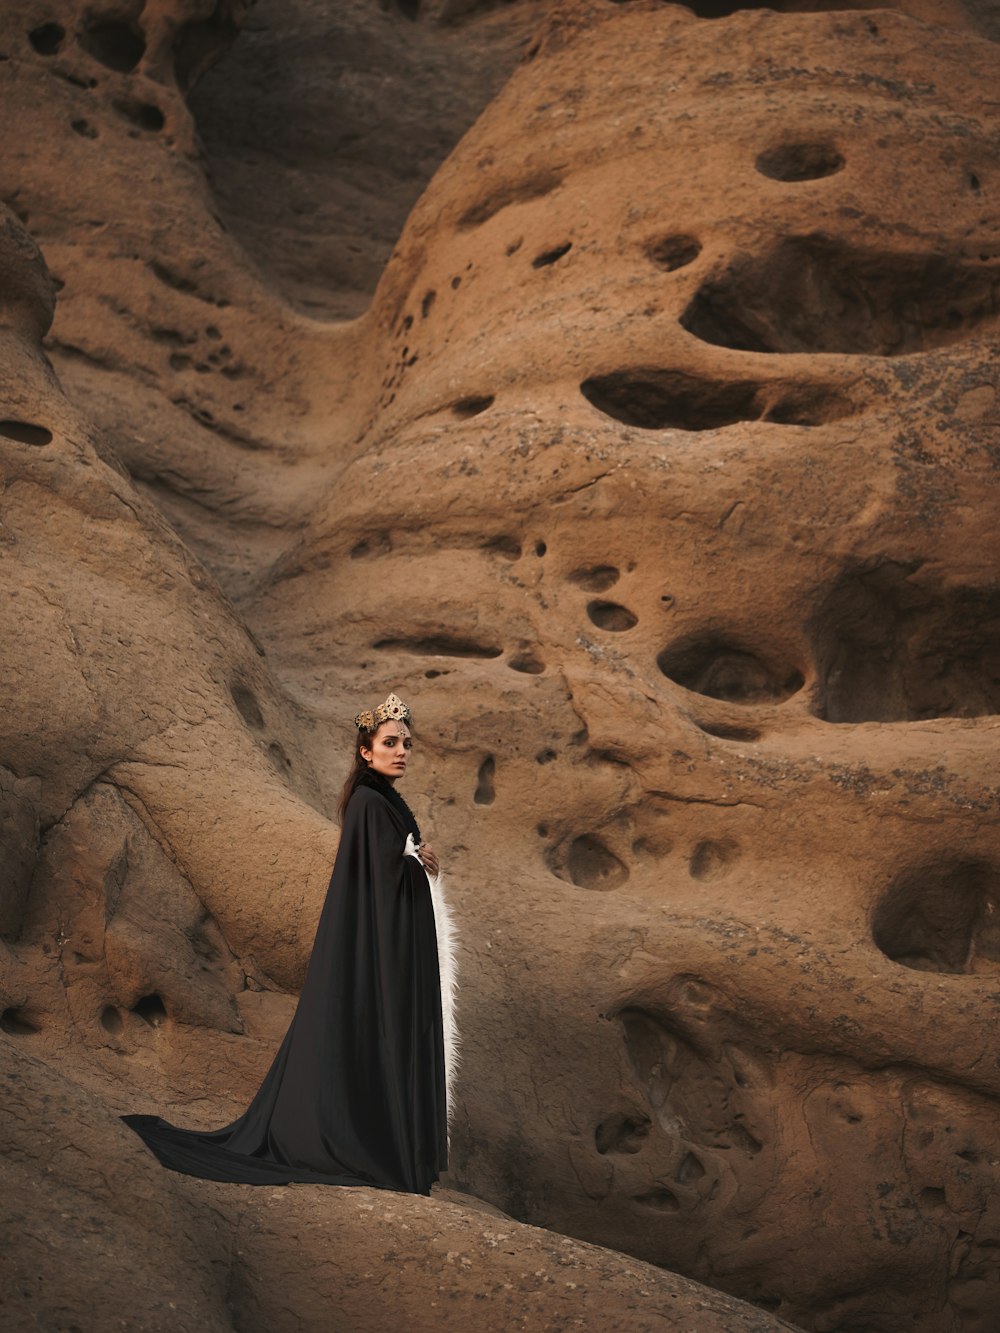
[1,0,999,1329]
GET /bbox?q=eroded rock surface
[1,0,999,1330]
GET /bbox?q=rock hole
[482,535,522,560]
[268,741,292,772]
[458,169,564,230]
[450,276,461,290]
[535,541,547,557]
[695,720,761,741]
[681,236,1000,356]
[350,532,391,559]
[812,565,1000,722]
[0,420,53,445]
[920,1186,948,1209]
[633,1188,681,1211]
[29,23,65,54]
[374,635,503,660]
[230,680,265,729]
[569,565,620,592]
[114,99,165,132]
[532,242,572,268]
[100,1005,123,1035]
[536,823,549,837]
[659,636,804,705]
[509,652,545,674]
[587,600,638,632]
[536,749,556,764]
[679,0,855,15]
[619,1007,682,1127]
[689,839,740,882]
[969,173,981,194]
[1,1007,39,1035]
[79,20,146,73]
[755,141,844,182]
[71,118,98,139]
[728,1122,763,1155]
[647,234,701,271]
[421,289,436,317]
[581,369,847,430]
[132,994,167,1026]
[873,860,1000,975]
[551,834,629,891]
[474,755,496,806]
[676,1151,706,1184]
[595,1112,652,1155]
[452,394,494,418]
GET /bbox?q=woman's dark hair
[338,725,375,824]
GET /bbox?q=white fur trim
[405,835,460,1139]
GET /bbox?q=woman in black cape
[122,692,458,1197]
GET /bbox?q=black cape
[121,770,449,1195]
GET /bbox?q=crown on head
[354,692,412,733]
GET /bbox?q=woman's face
[361,720,412,782]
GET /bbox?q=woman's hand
[418,843,440,878]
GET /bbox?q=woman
[121,692,458,1196]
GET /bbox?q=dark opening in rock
[1,1007,39,1035]
[132,994,168,1026]
[647,234,702,271]
[230,680,265,729]
[634,1187,681,1211]
[873,861,1000,974]
[29,23,65,54]
[695,720,762,742]
[550,833,629,891]
[374,635,503,659]
[79,20,146,73]
[569,565,620,592]
[681,235,1000,356]
[680,0,858,15]
[595,1111,651,1155]
[268,741,292,772]
[587,600,638,632]
[452,394,494,417]
[659,636,804,705]
[114,99,165,132]
[100,1005,124,1035]
[532,242,572,268]
[482,535,522,560]
[755,141,844,182]
[458,170,563,230]
[474,755,496,805]
[0,420,53,445]
[689,838,740,882]
[811,564,1000,722]
[509,652,545,674]
[581,368,848,430]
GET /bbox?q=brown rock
[1,0,1000,1329]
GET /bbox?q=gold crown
[354,691,412,732]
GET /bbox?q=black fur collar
[354,767,422,842]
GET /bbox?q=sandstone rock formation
[2,0,999,1330]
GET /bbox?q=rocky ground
[1,0,999,1329]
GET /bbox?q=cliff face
[1,1,999,1330]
